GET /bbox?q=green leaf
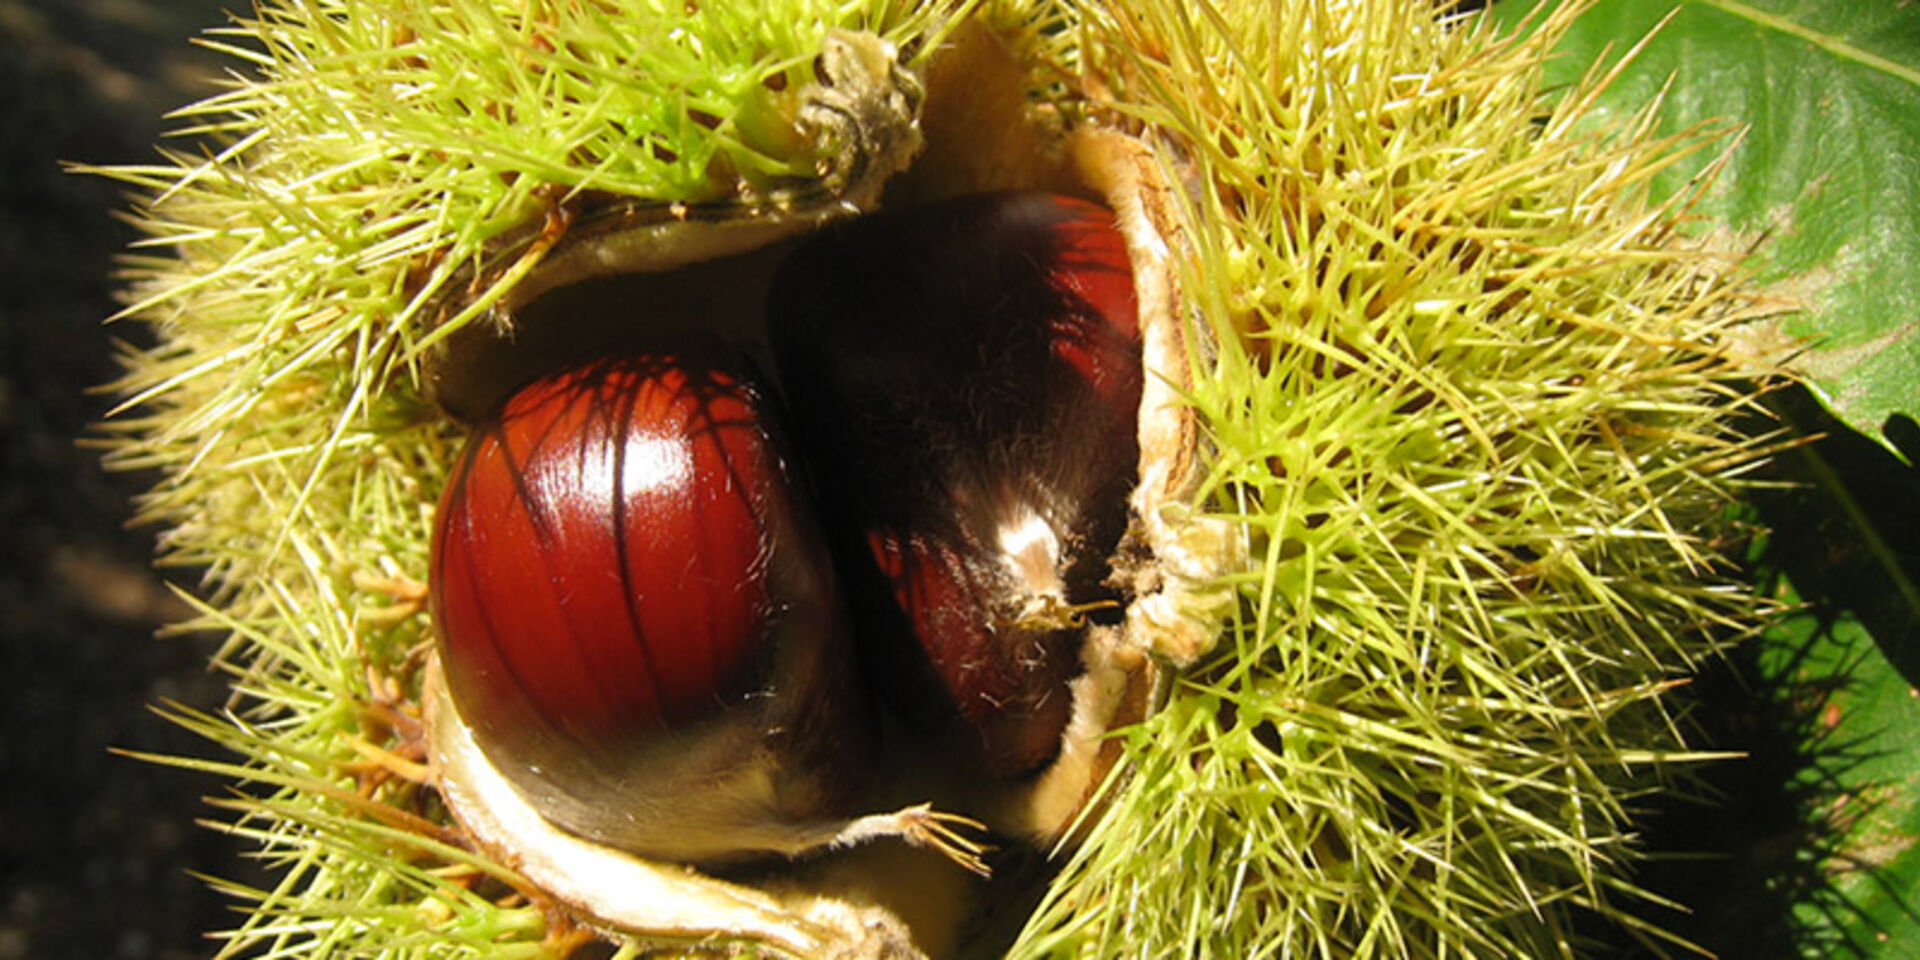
[1493,0,1920,456]
[1488,4,1920,954]
[1746,396,1920,957]
[1760,606,1920,957]
[1575,391,1920,958]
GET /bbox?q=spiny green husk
[100,0,1782,958]
[1013,2,1776,957]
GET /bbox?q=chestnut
[767,191,1143,779]
[428,341,981,870]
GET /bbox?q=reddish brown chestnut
[430,342,981,870]
[767,192,1143,779]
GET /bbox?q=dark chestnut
[767,191,1143,778]
[430,343,978,869]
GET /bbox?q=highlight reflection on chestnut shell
[430,344,877,866]
[769,191,1144,778]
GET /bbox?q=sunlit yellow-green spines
[111,0,964,399]
[1012,1,1771,957]
[101,0,973,601]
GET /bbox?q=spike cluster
[95,0,1783,958]
[1010,3,1778,957]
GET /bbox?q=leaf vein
[1698,0,1920,89]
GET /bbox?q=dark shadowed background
[2,1,253,956]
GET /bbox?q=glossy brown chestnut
[431,343,901,867]
[767,191,1143,778]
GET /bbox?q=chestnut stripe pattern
[429,193,1139,868]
